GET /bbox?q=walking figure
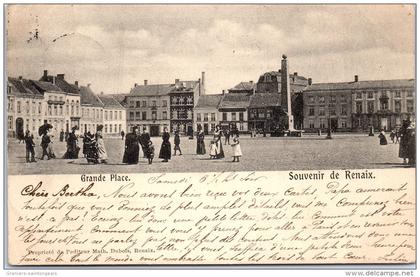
[158,127,171,162]
[40,127,55,160]
[24,130,36,163]
[121,130,125,140]
[173,130,182,156]
[123,126,140,164]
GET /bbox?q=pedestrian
[24,130,36,163]
[407,122,416,165]
[63,126,80,159]
[196,125,206,155]
[390,129,396,143]
[123,126,140,164]
[65,130,69,143]
[378,129,388,145]
[59,129,65,142]
[213,125,225,159]
[209,140,217,159]
[17,129,25,144]
[224,129,230,145]
[173,130,182,156]
[40,127,55,160]
[120,130,125,140]
[83,132,99,164]
[145,140,155,164]
[231,133,242,162]
[159,127,171,162]
[399,120,411,164]
[395,129,401,144]
[96,125,108,164]
[139,127,150,158]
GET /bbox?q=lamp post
[326,93,332,139]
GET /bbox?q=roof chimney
[87,83,91,88]
[201,72,206,95]
[52,76,56,85]
[18,76,22,80]
[57,74,65,80]
[100,91,104,95]
[144,80,148,86]
[222,90,225,95]
[294,72,298,76]
[43,70,48,79]
[134,83,138,87]
[250,81,253,84]
[308,78,312,86]
[354,75,359,82]
[75,81,79,87]
[175,79,180,84]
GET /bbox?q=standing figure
[59,129,65,142]
[213,125,225,159]
[120,130,125,140]
[40,127,55,160]
[123,126,140,164]
[399,120,411,164]
[17,129,25,143]
[196,125,206,155]
[83,132,98,164]
[158,127,171,162]
[145,140,155,164]
[24,130,36,163]
[173,130,182,156]
[231,133,242,162]
[390,129,396,143]
[139,127,150,158]
[407,122,416,165]
[209,140,217,159]
[64,130,69,143]
[378,130,388,145]
[96,125,108,164]
[63,126,80,159]
[224,129,230,145]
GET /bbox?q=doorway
[150,125,160,137]
[16,118,24,138]
[203,123,209,135]
[380,117,388,131]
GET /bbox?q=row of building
[7,56,415,138]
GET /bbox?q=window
[32,119,36,131]
[152,100,157,107]
[142,112,147,120]
[197,113,201,122]
[110,111,113,120]
[330,96,336,103]
[395,91,401,98]
[368,92,373,99]
[54,105,57,116]
[367,101,374,113]
[136,101,140,108]
[222,112,227,121]
[114,124,117,133]
[319,106,325,116]
[48,105,52,115]
[119,124,122,132]
[341,121,347,128]
[32,101,36,114]
[239,123,244,131]
[267,110,272,119]
[105,125,108,133]
[211,113,216,121]
[162,111,167,120]
[258,109,265,119]
[38,102,42,114]
[309,107,315,116]
[119,111,122,120]
[309,96,315,103]
[135,112,140,119]
[341,95,347,103]
[231,112,236,121]
[356,92,362,99]
[406,90,413,97]
[152,111,157,120]
[105,111,108,120]
[129,112,134,120]
[204,113,209,122]
[142,101,147,107]
[356,102,362,113]
[162,100,167,107]
[8,116,13,130]
[330,108,336,116]
[76,105,79,116]
[250,110,256,119]
[381,101,389,110]
[71,105,74,116]
[66,105,69,115]
[211,123,216,132]
[394,101,401,113]
[239,112,244,121]
[26,101,30,114]
[319,96,325,103]
[407,100,414,113]
[17,101,21,113]
[309,120,314,129]
[319,119,326,129]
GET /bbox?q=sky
[6,4,415,95]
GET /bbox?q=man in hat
[24,130,36,163]
[123,126,140,164]
[40,126,55,160]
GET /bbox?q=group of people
[378,119,416,165]
[196,125,242,162]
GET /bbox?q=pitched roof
[98,95,124,109]
[229,82,256,92]
[305,79,415,92]
[130,84,173,97]
[31,80,62,93]
[195,94,223,108]
[218,92,251,110]
[170,80,199,94]
[108,94,129,107]
[79,86,103,107]
[8,77,43,98]
[249,93,282,108]
[258,71,308,84]
[39,75,80,95]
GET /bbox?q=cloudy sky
[7,4,415,95]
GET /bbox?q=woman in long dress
[213,125,224,159]
[63,126,80,159]
[123,126,140,164]
[96,125,108,164]
[399,120,411,164]
[196,125,206,155]
[159,127,171,162]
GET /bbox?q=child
[231,133,242,162]
[146,140,155,164]
[24,130,36,163]
[209,140,217,159]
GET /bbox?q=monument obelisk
[280,54,294,131]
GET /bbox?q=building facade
[126,82,172,136]
[79,85,104,134]
[218,92,250,133]
[194,94,223,135]
[99,95,127,136]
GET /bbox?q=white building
[99,95,127,136]
[194,94,223,135]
